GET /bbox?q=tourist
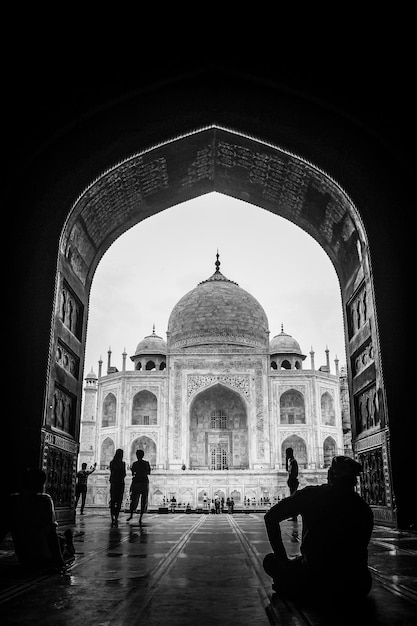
[127,449,151,524]
[0,468,75,571]
[263,456,373,600]
[170,495,177,513]
[75,462,97,514]
[286,447,299,521]
[109,449,126,527]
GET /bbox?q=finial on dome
[281,323,284,333]
[215,250,220,273]
[152,324,156,335]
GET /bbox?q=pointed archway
[7,70,412,527]
[44,127,392,523]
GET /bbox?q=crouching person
[263,456,373,602]
[0,468,75,572]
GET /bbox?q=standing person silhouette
[263,456,373,601]
[286,447,299,522]
[109,449,126,527]
[127,449,151,524]
[75,462,96,514]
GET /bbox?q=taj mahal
[79,254,350,510]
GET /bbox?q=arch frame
[50,126,390,520]
[7,71,410,526]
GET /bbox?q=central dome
[167,255,269,349]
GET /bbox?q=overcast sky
[84,192,346,377]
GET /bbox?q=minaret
[325,346,330,373]
[79,367,98,468]
[98,356,103,378]
[122,348,127,372]
[107,347,112,375]
[310,346,315,370]
[334,355,339,377]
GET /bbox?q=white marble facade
[80,260,346,508]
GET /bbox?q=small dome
[270,326,304,356]
[85,367,97,380]
[134,327,167,356]
[167,254,269,349]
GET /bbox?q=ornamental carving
[279,385,306,396]
[59,281,83,339]
[56,340,79,379]
[355,384,379,434]
[129,431,158,442]
[187,374,249,399]
[181,144,214,187]
[348,284,369,338]
[131,386,159,400]
[62,155,169,284]
[358,447,386,506]
[48,384,76,436]
[170,333,266,349]
[353,342,374,376]
[42,444,75,508]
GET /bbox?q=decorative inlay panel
[187,374,249,399]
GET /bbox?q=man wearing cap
[263,456,373,600]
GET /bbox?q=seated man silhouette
[0,468,75,572]
[263,456,373,601]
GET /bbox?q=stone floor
[0,510,416,625]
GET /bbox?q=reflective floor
[0,510,416,625]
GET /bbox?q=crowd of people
[0,446,374,605]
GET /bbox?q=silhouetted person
[109,449,126,527]
[75,462,96,514]
[263,456,373,601]
[127,449,151,524]
[0,468,75,571]
[286,447,299,521]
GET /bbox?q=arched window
[321,391,335,425]
[102,393,116,427]
[132,390,157,425]
[280,389,305,424]
[159,361,166,370]
[130,436,156,467]
[271,361,277,370]
[100,437,114,469]
[135,361,142,371]
[323,436,336,467]
[280,359,291,370]
[282,435,307,468]
[145,360,156,371]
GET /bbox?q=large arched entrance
[189,383,248,470]
[6,70,412,528]
[46,126,391,523]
